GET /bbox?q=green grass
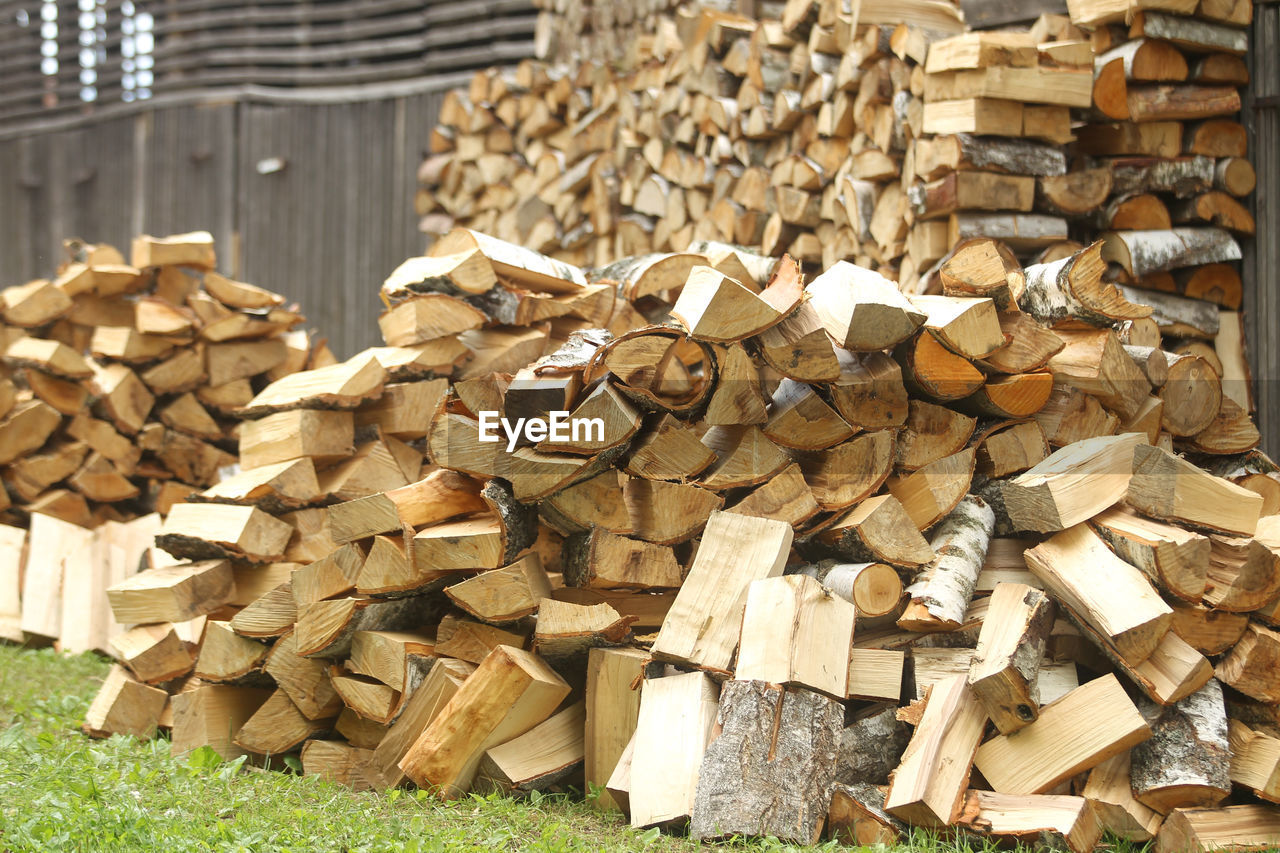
[0,644,1143,852]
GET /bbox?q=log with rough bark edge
[914,134,1067,182]
[883,674,987,827]
[229,581,297,639]
[1130,679,1230,813]
[156,503,293,564]
[689,681,843,844]
[1021,241,1151,327]
[1129,443,1262,536]
[1204,532,1280,613]
[292,543,365,606]
[1173,191,1256,235]
[347,631,433,692]
[427,614,527,665]
[584,647,645,812]
[381,250,497,301]
[650,511,790,673]
[1130,10,1248,53]
[1025,523,1174,664]
[621,414,715,480]
[1103,228,1240,279]
[1084,752,1163,841]
[836,706,911,787]
[886,447,977,531]
[1090,505,1210,601]
[377,295,486,347]
[1077,120,1183,158]
[1159,353,1223,437]
[924,31,1038,73]
[193,620,270,683]
[105,560,233,624]
[444,555,552,623]
[1047,328,1151,421]
[130,230,216,269]
[898,496,994,632]
[1093,40,1191,122]
[817,494,936,569]
[974,673,1151,795]
[669,266,783,343]
[561,529,680,590]
[234,688,334,755]
[239,409,355,470]
[1229,719,1280,803]
[1216,623,1280,703]
[763,380,855,451]
[909,295,1005,361]
[725,462,821,527]
[6,337,91,379]
[968,583,1055,734]
[623,479,724,544]
[829,351,909,429]
[1038,167,1115,220]
[910,171,1036,220]
[982,312,1064,375]
[1001,432,1146,532]
[1169,601,1249,655]
[1155,804,1280,853]
[532,598,633,663]
[940,238,1026,310]
[295,594,442,660]
[897,403,976,474]
[949,212,1070,250]
[475,700,585,794]
[755,302,840,384]
[355,378,449,440]
[240,355,386,417]
[735,575,855,699]
[169,684,272,759]
[956,791,1103,853]
[262,633,340,718]
[328,470,485,543]
[82,665,169,739]
[827,782,905,845]
[398,645,569,799]
[805,262,926,351]
[109,623,194,684]
[897,326,984,403]
[975,419,1050,478]
[629,670,719,829]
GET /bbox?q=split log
[974,673,1151,794]
[398,644,570,799]
[650,511,791,672]
[883,674,987,826]
[735,575,856,698]
[584,647,646,812]
[956,791,1103,853]
[475,701,585,794]
[628,671,719,828]
[1083,752,1163,841]
[967,583,1055,734]
[689,681,843,844]
[445,555,553,623]
[83,665,170,739]
[169,684,272,759]
[1216,623,1280,703]
[1024,524,1173,665]
[885,447,977,530]
[369,658,473,788]
[1128,443,1262,536]
[816,494,936,569]
[806,262,926,351]
[106,560,233,624]
[836,707,911,786]
[827,782,905,845]
[1001,432,1146,532]
[1155,805,1280,853]
[1229,719,1280,804]
[1091,505,1209,601]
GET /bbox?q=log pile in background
[0,232,322,652]
[79,227,1280,851]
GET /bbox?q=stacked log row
[908,25,1091,289]
[79,229,1280,851]
[1060,0,1256,463]
[417,4,968,274]
[531,0,686,68]
[0,232,320,651]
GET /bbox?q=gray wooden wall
[1245,2,1279,456]
[0,84,456,358]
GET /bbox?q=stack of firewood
[0,232,326,652]
[78,228,1280,851]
